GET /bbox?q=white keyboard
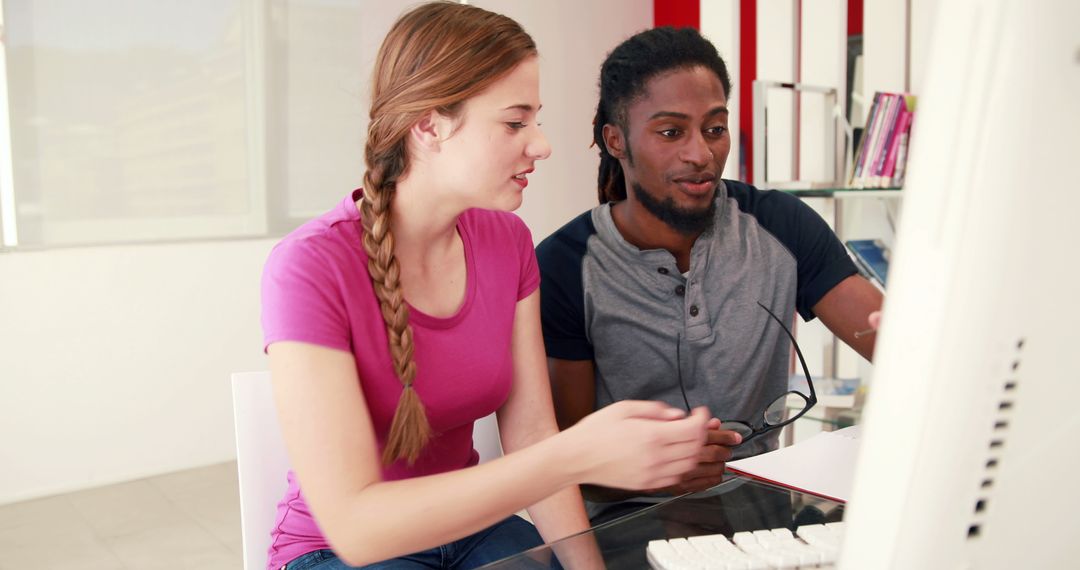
[646,522,844,569]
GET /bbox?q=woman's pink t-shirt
[259,190,540,569]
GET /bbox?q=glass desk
[479,475,844,569]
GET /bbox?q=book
[891,131,911,187]
[891,105,917,187]
[870,94,901,184]
[881,108,912,180]
[727,426,862,503]
[849,92,883,185]
[859,93,895,187]
[846,239,889,288]
[848,92,917,188]
[853,94,886,186]
[872,96,906,186]
[880,94,917,185]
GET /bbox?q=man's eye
[659,128,680,138]
[707,126,728,136]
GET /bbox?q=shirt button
[689,305,700,317]
[658,267,669,275]
[675,285,686,296]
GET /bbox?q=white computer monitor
[838,0,1080,568]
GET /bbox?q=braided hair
[362,2,536,465]
[594,27,732,203]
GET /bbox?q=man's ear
[602,124,628,160]
[410,111,454,151]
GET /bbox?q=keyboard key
[647,539,701,570]
[752,529,778,544]
[668,538,707,563]
[645,523,846,570]
[688,534,736,552]
[769,528,795,541]
[732,531,759,548]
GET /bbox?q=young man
[536,27,883,522]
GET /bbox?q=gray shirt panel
[584,184,798,460]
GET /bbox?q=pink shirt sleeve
[261,239,351,353]
[514,216,540,301]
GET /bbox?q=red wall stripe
[848,0,864,36]
[740,0,757,183]
[653,0,699,29]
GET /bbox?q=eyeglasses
[675,301,817,447]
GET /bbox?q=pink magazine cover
[870,93,902,185]
[882,107,913,180]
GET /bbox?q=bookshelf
[797,190,897,396]
[779,187,901,198]
[751,81,848,189]
[747,0,924,446]
[752,81,904,425]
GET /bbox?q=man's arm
[811,274,884,361]
[548,358,596,431]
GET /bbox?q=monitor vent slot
[967,337,1024,541]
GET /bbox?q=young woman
[260,3,710,569]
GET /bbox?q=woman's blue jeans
[283,515,542,569]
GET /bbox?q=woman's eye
[507,122,527,130]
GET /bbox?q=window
[0,0,405,249]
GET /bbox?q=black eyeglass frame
[675,300,818,446]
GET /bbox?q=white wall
[864,0,910,96]
[0,0,652,505]
[700,0,741,181]
[474,0,653,241]
[0,239,273,504]
[799,0,847,183]
[757,0,798,183]
[909,0,940,96]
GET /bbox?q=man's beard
[631,182,717,236]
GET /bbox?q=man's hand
[654,418,742,495]
[868,310,882,330]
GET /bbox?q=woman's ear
[410,110,454,151]
[602,124,628,160]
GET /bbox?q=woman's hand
[562,401,710,491]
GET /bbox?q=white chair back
[231,370,504,569]
[231,371,290,570]
[473,411,503,464]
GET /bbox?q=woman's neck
[385,171,464,264]
[375,171,469,317]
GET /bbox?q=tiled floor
[0,461,242,570]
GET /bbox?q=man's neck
[609,200,702,273]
